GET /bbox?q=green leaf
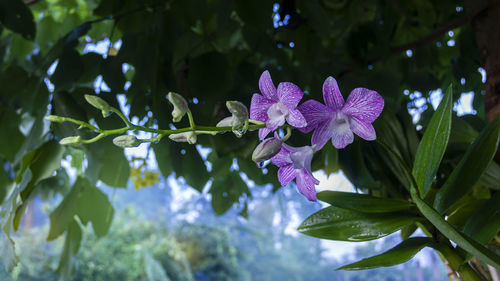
[297,206,421,241]
[180,146,209,192]
[463,192,500,245]
[410,188,500,269]
[209,171,250,215]
[47,178,84,241]
[0,230,18,271]
[338,237,434,270]
[0,0,36,40]
[76,179,114,237]
[152,141,173,177]
[87,139,130,188]
[19,140,66,200]
[401,224,418,240]
[0,107,25,162]
[479,161,500,190]
[56,218,82,280]
[51,48,84,90]
[434,117,500,214]
[207,152,232,178]
[0,162,8,204]
[412,84,453,197]
[317,191,413,213]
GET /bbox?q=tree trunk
[464,0,500,122]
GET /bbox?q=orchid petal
[278,165,297,186]
[343,88,384,123]
[259,70,278,100]
[277,82,303,108]
[311,118,335,150]
[298,100,330,133]
[286,109,307,128]
[271,145,292,167]
[323,76,344,109]
[350,116,376,141]
[296,170,318,202]
[258,127,273,140]
[250,94,273,122]
[330,120,354,149]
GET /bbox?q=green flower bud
[169,131,197,144]
[60,136,81,145]
[216,116,233,128]
[113,135,141,147]
[45,115,64,123]
[84,94,111,117]
[226,101,248,129]
[252,134,283,163]
[167,92,189,122]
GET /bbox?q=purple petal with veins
[278,165,297,186]
[249,71,307,139]
[271,144,319,202]
[259,70,278,100]
[323,76,344,109]
[300,76,384,149]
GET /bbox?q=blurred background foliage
[0,184,447,281]
[0,0,499,279]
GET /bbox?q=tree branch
[339,15,470,78]
[25,0,41,5]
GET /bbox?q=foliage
[0,0,499,280]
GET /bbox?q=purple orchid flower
[250,71,307,139]
[271,144,319,201]
[299,77,384,150]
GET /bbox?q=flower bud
[167,92,189,122]
[169,131,197,144]
[216,116,233,128]
[84,94,111,117]
[59,136,81,145]
[113,135,141,147]
[45,115,64,123]
[226,101,248,129]
[252,135,283,163]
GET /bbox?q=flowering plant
[47,71,384,203]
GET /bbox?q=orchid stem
[110,107,131,127]
[281,126,292,142]
[187,110,195,129]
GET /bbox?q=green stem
[187,110,195,129]
[110,107,131,126]
[438,243,485,281]
[281,126,292,142]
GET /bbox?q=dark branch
[25,0,41,5]
[339,15,470,78]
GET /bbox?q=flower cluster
[49,70,383,203]
[250,71,384,201]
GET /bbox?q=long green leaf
[412,85,453,197]
[463,193,500,245]
[411,188,500,269]
[434,117,500,214]
[317,191,413,213]
[338,237,434,270]
[298,206,421,242]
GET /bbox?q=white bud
[167,92,189,122]
[169,131,197,144]
[113,135,141,147]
